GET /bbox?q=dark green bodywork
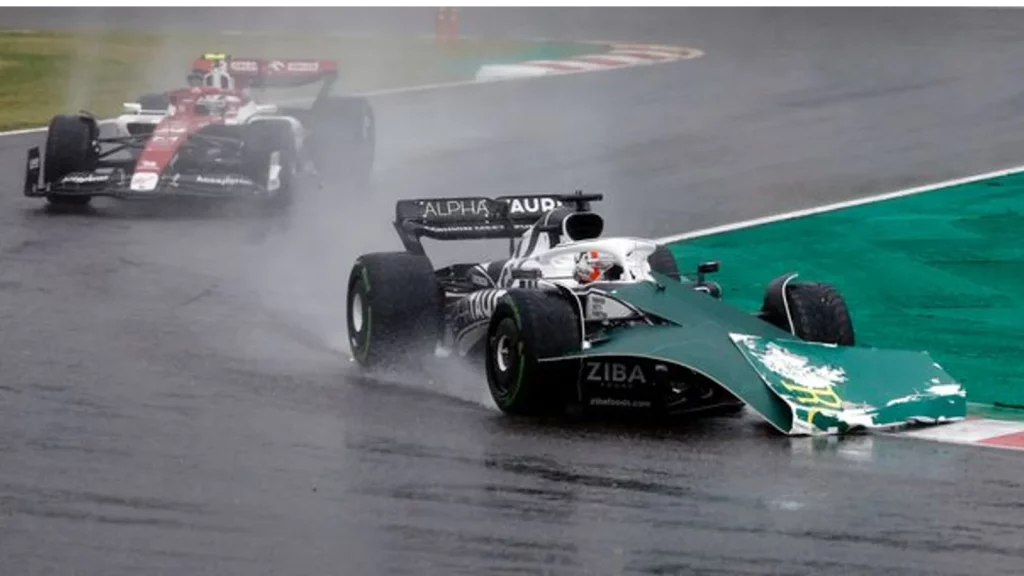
[557,274,967,436]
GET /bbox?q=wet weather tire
[309,96,375,190]
[346,252,442,369]
[485,290,582,416]
[762,280,855,346]
[43,114,97,207]
[648,245,681,281]
[136,93,170,111]
[243,121,296,212]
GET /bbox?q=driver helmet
[574,250,616,284]
[202,59,235,90]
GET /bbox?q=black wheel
[485,290,582,416]
[309,96,375,189]
[761,278,855,346]
[243,121,296,211]
[136,93,170,111]
[43,114,97,206]
[346,252,443,369]
[648,245,681,280]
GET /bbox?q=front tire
[243,121,296,212]
[485,290,582,416]
[43,114,97,207]
[761,278,855,346]
[648,245,682,281]
[346,252,442,369]
[136,93,170,112]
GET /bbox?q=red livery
[24,53,375,211]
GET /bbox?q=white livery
[24,52,375,208]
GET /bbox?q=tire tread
[347,251,442,368]
[487,289,581,415]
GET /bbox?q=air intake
[563,212,604,241]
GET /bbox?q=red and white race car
[24,53,374,209]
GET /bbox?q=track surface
[4,8,1024,575]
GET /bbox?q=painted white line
[612,49,681,59]
[474,65,557,80]
[576,54,649,66]
[357,65,603,96]
[655,164,1024,245]
[523,59,605,71]
[2,118,119,138]
[0,126,55,137]
[611,43,700,54]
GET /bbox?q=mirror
[697,261,720,275]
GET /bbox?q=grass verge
[0,29,605,131]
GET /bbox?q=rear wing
[189,54,338,96]
[393,192,602,255]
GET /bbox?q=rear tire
[243,121,296,212]
[485,290,582,416]
[43,114,97,207]
[761,278,855,346]
[346,252,443,369]
[309,96,375,190]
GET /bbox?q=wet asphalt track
[4,8,1024,576]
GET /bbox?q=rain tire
[309,96,375,190]
[136,93,170,111]
[647,245,681,281]
[43,114,98,207]
[762,280,855,346]
[346,252,443,369]
[243,121,296,212]
[485,290,582,416]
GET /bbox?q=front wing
[542,323,966,436]
[539,278,967,436]
[23,146,274,200]
[729,333,966,435]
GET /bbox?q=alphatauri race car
[23,53,374,209]
[345,192,968,436]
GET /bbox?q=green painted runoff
[667,171,1024,409]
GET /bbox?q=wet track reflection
[4,7,1024,576]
